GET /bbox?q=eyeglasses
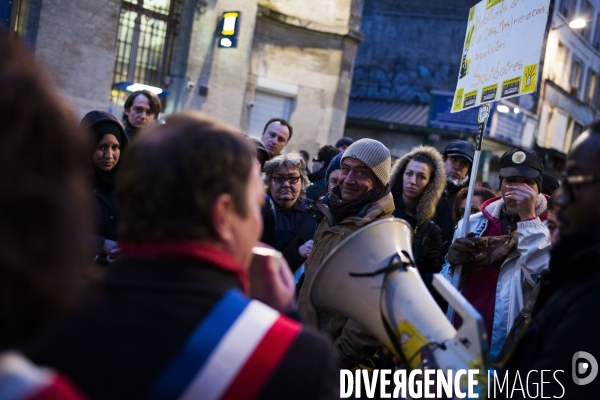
[272,176,301,184]
[561,172,600,203]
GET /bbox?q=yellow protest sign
[451,0,550,112]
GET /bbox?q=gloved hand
[447,232,483,267]
[471,232,518,266]
[298,239,314,258]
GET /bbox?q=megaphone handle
[433,273,479,327]
[445,263,463,322]
[377,273,408,365]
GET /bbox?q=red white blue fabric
[0,351,85,400]
[148,289,301,400]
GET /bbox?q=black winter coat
[433,181,467,262]
[260,195,278,248]
[306,170,327,201]
[30,251,339,400]
[392,192,443,274]
[123,119,138,142]
[269,196,311,251]
[91,182,119,257]
[282,200,326,272]
[502,230,600,399]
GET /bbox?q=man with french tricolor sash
[31,112,338,399]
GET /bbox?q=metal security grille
[111,0,182,104]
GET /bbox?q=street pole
[445,104,490,323]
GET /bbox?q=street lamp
[552,18,587,30]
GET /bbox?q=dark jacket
[501,230,600,399]
[434,180,468,262]
[260,195,278,248]
[282,199,326,272]
[270,196,311,251]
[30,246,338,400]
[123,119,138,142]
[91,183,119,256]
[306,170,327,201]
[389,146,446,273]
[81,111,128,260]
[392,196,442,274]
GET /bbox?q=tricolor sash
[0,351,82,400]
[148,289,301,400]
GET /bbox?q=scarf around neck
[328,184,390,224]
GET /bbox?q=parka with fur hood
[389,145,446,273]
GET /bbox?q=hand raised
[504,183,537,220]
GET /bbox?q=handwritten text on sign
[451,0,550,113]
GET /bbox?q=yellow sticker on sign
[522,64,538,93]
[486,0,503,9]
[463,90,478,108]
[394,321,429,369]
[481,83,498,103]
[469,6,475,21]
[453,88,464,111]
[501,76,521,98]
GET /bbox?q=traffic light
[218,11,240,48]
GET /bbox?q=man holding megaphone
[297,138,395,369]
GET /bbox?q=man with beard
[297,138,394,368]
[442,148,550,362]
[501,122,600,399]
[434,140,475,262]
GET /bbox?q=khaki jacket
[297,192,395,368]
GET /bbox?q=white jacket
[441,195,551,360]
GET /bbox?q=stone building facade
[4,0,364,157]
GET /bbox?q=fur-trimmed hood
[390,145,446,226]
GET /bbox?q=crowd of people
[2,32,600,399]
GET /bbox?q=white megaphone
[310,218,490,390]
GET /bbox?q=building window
[559,0,577,18]
[580,1,594,41]
[247,92,293,139]
[585,69,597,106]
[110,0,183,105]
[592,71,600,110]
[551,42,570,85]
[570,56,583,98]
[3,0,42,46]
[594,13,600,50]
[571,121,584,145]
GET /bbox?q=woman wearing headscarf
[80,111,128,264]
[390,145,446,273]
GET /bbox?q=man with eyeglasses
[442,147,551,362]
[502,121,600,398]
[297,138,395,369]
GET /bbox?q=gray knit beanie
[341,138,391,186]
